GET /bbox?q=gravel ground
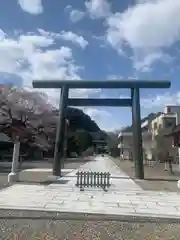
[0,210,180,239]
[112,157,179,192]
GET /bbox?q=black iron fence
[76,171,111,191]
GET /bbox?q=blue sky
[0,0,180,131]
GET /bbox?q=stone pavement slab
[0,184,180,220]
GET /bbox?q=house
[150,105,180,163]
[164,124,180,167]
[118,112,161,161]
[118,130,152,161]
[164,124,180,146]
[118,105,180,163]
[151,113,176,137]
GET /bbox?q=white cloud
[19,34,54,48]
[65,5,85,23]
[69,88,102,98]
[18,0,43,14]
[85,0,111,19]
[37,29,88,49]
[106,75,123,80]
[37,29,60,39]
[0,29,90,85]
[132,51,172,72]
[141,92,180,109]
[0,29,83,104]
[0,28,108,120]
[0,32,78,82]
[106,0,180,71]
[83,107,111,120]
[28,47,79,80]
[69,9,85,22]
[59,31,88,49]
[82,107,124,132]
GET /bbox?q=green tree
[69,130,93,155]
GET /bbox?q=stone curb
[0,209,180,223]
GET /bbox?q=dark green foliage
[72,131,93,154]
[66,107,100,132]
[64,107,107,155]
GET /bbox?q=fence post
[84,171,87,187]
[90,172,93,187]
[86,171,88,187]
[100,172,103,187]
[107,172,110,187]
[93,172,96,187]
[76,171,79,186]
[97,172,100,187]
[103,172,106,190]
[80,171,84,191]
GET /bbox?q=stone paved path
[0,155,180,221]
[53,155,142,191]
[0,184,180,220]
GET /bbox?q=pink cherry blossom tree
[0,84,55,182]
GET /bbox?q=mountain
[65,107,100,133]
[52,107,102,134]
[52,107,108,148]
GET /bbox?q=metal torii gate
[33,80,171,179]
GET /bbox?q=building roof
[120,112,162,134]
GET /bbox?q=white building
[151,106,179,137]
[118,107,180,164]
[118,131,152,161]
[117,113,156,161]
[151,105,180,165]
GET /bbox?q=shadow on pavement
[111,176,178,182]
[64,158,95,163]
[143,178,178,182]
[0,165,38,174]
[16,180,52,185]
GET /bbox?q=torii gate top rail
[33,80,170,89]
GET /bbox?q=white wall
[118,131,153,160]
